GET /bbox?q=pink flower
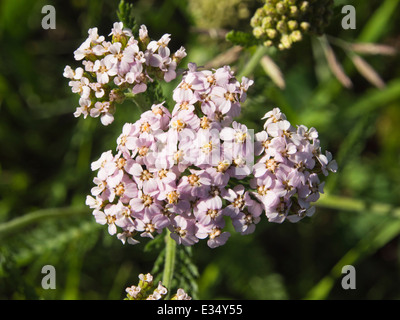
[169,215,198,246]
[177,169,212,198]
[222,185,255,217]
[129,190,162,219]
[231,201,262,235]
[107,172,139,204]
[196,223,230,248]
[194,198,224,226]
[147,34,171,57]
[93,203,129,235]
[125,161,158,194]
[91,150,117,180]
[134,211,170,239]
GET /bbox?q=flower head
[85,56,335,249]
[65,22,185,125]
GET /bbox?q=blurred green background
[1,0,400,300]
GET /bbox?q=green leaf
[358,0,400,43]
[117,0,138,34]
[226,30,259,48]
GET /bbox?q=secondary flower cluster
[252,108,337,223]
[125,273,191,300]
[86,63,258,248]
[63,22,186,125]
[251,0,334,50]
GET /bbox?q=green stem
[316,193,400,218]
[124,91,148,113]
[237,45,271,79]
[0,207,89,240]
[162,229,177,296]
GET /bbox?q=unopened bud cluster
[63,22,186,125]
[251,0,334,50]
[125,273,191,300]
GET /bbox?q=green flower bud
[280,34,292,49]
[300,1,309,13]
[262,16,273,29]
[266,28,278,39]
[276,20,287,34]
[300,21,310,32]
[290,30,302,42]
[276,2,286,15]
[290,5,299,18]
[264,40,274,47]
[253,26,265,38]
[288,20,298,31]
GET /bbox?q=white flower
[74,38,92,61]
[93,58,117,84]
[147,33,171,57]
[126,285,141,299]
[63,66,83,80]
[139,25,149,42]
[109,22,132,38]
[93,206,117,235]
[88,27,105,44]
[174,288,191,300]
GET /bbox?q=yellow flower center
[265,158,278,173]
[117,158,126,170]
[200,116,211,129]
[257,185,269,196]
[171,119,186,131]
[209,227,222,240]
[138,146,149,157]
[216,160,230,173]
[167,191,180,204]
[206,209,218,219]
[106,214,116,225]
[142,194,153,207]
[115,183,125,197]
[140,169,153,181]
[188,174,200,186]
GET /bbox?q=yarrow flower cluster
[65,21,338,249]
[250,0,334,50]
[85,59,337,249]
[252,108,337,223]
[86,63,257,248]
[63,22,186,125]
[125,273,191,300]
